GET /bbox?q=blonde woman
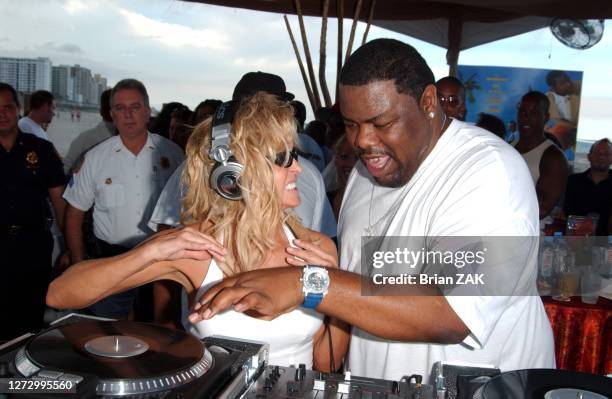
[47,93,348,370]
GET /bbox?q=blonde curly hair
[181,92,301,276]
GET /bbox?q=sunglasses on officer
[274,147,299,168]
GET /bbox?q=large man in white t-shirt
[188,39,556,381]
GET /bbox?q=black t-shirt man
[563,169,612,236]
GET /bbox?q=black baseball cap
[232,71,294,102]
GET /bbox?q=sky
[0,0,610,142]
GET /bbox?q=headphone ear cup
[210,157,244,201]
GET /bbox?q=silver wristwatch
[301,266,330,309]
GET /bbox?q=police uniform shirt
[0,132,66,226]
[63,133,184,248]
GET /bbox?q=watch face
[304,269,329,294]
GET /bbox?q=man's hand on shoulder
[189,266,304,323]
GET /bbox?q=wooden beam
[319,0,332,107]
[344,0,363,64]
[295,0,322,110]
[284,14,316,111]
[361,0,376,45]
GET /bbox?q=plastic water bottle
[538,236,554,295]
[552,232,577,301]
[553,232,567,270]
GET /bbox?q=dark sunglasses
[438,95,460,106]
[274,147,299,168]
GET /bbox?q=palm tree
[460,72,481,104]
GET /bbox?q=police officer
[63,79,184,319]
[0,83,66,341]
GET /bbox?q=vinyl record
[481,369,612,399]
[24,321,205,379]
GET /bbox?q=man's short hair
[290,100,307,129]
[197,99,222,112]
[589,138,612,154]
[110,78,149,108]
[435,76,466,101]
[29,90,54,110]
[100,89,112,121]
[521,91,550,114]
[546,70,569,88]
[0,82,19,107]
[340,38,435,102]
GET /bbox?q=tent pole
[294,0,322,110]
[446,18,462,77]
[284,15,316,111]
[344,0,363,64]
[319,0,332,107]
[361,0,376,45]
[336,0,344,102]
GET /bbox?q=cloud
[63,0,90,15]
[118,8,228,50]
[57,43,85,54]
[34,42,85,55]
[233,57,295,71]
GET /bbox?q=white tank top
[183,225,324,368]
[518,139,554,183]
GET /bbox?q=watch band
[302,293,324,309]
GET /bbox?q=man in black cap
[232,71,295,102]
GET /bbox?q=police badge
[26,151,39,174]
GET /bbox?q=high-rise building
[0,57,52,93]
[52,65,74,101]
[93,73,108,103]
[71,64,96,105]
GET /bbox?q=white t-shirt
[148,157,337,237]
[63,133,184,247]
[338,120,555,381]
[550,92,571,121]
[18,116,49,141]
[184,225,324,367]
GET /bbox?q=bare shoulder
[542,144,568,170]
[306,229,338,264]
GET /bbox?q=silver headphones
[209,101,243,201]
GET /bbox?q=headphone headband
[209,101,243,201]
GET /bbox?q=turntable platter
[15,321,214,396]
[481,369,612,399]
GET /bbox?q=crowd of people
[1,38,610,381]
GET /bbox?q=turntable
[0,314,268,398]
[1,314,610,398]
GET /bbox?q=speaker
[208,101,244,201]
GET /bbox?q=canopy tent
[183,1,612,50]
[182,0,612,110]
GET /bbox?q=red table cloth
[543,296,612,375]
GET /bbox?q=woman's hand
[286,239,338,268]
[143,226,227,264]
